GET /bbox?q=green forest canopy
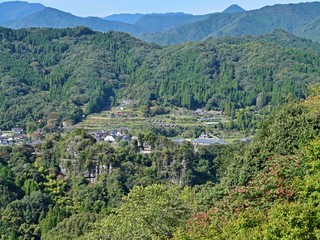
[0,27,319,129]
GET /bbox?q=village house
[12,133,24,140]
[104,135,116,143]
[114,111,124,118]
[12,128,24,134]
[92,130,108,141]
[0,136,9,145]
[116,131,123,137]
[123,99,134,105]
[195,108,205,116]
[199,132,209,139]
[192,132,228,146]
[192,138,228,146]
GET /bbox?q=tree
[3,191,52,238]
[87,184,194,240]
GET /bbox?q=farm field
[76,107,251,141]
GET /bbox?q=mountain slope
[139,12,242,45]
[255,29,320,51]
[123,35,320,110]
[220,2,320,36]
[1,8,207,34]
[140,2,320,45]
[297,16,320,42]
[1,7,140,34]
[0,27,156,128]
[104,13,145,24]
[0,1,45,22]
[105,12,209,30]
[135,13,209,32]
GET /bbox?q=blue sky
[1,0,311,16]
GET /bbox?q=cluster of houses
[108,99,136,118]
[92,128,233,147]
[173,132,251,146]
[0,128,26,146]
[91,129,131,143]
[192,132,228,145]
[116,99,135,113]
[195,109,223,125]
[194,109,222,117]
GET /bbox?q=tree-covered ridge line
[0,27,157,129]
[0,26,320,130]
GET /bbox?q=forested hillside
[0,27,155,129]
[2,90,320,239]
[0,27,319,129]
[123,32,320,111]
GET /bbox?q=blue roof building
[192,138,228,145]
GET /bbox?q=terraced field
[76,109,202,132]
[75,108,249,142]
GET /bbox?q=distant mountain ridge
[134,13,208,32]
[1,1,320,44]
[223,4,246,13]
[0,1,45,22]
[1,7,140,34]
[140,2,320,45]
[104,13,144,24]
